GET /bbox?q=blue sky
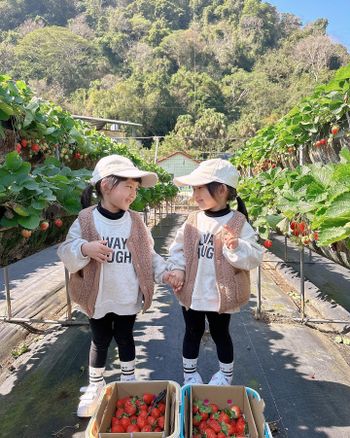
[267,0,350,50]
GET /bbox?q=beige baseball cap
[90,155,158,187]
[173,158,239,188]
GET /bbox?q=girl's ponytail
[236,195,249,222]
[81,184,94,209]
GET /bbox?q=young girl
[58,155,175,417]
[168,158,264,386]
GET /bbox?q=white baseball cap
[90,155,158,188]
[173,159,239,188]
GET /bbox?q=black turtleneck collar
[204,205,231,217]
[97,202,125,220]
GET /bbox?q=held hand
[222,224,238,250]
[163,270,185,292]
[81,240,113,263]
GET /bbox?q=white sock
[183,357,198,378]
[89,366,105,385]
[219,361,233,384]
[120,360,135,381]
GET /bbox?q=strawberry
[158,401,166,414]
[111,424,125,433]
[150,407,161,419]
[21,139,28,147]
[263,239,272,248]
[137,416,148,429]
[157,415,165,430]
[236,417,246,434]
[120,417,131,430]
[16,143,22,153]
[298,222,306,233]
[54,218,63,228]
[124,398,137,416]
[209,403,219,414]
[313,231,319,241]
[143,393,155,405]
[154,427,162,432]
[207,419,221,433]
[31,143,40,153]
[290,221,298,230]
[229,404,241,419]
[204,427,217,438]
[74,152,81,159]
[40,221,49,231]
[218,411,230,424]
[21,229,32,239]
[141,425,152,432]
[126,424,140,433]
[147,415,157,427]
[331,125,339,135]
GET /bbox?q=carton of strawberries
[186,386,259,438]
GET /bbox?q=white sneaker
[208,370,231,386]
[77,381,105,417]
[184,371,203,385]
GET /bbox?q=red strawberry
[218,411,230,424]
[141,425,152,432]
[120,417,131,429]
[207,419,221,433]
[313,231,319,241]
[143,393,155,405]
[126,424,140,433]
[157,415,165,430]
[263,239,272,248]
[229,404,241,419]
[111,424,125,433]
[236,417,246,434]
[54,218,63,228]
[16,143,22,153]
[74,152,81,159]
[124,398,137,416]
[204,427,217,438]
[21,139,28,147]
[31,143,40,153]
[137,416,148,429]
[150,407,161,419]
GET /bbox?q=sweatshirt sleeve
[57,219,90,273]
[223,221,264,271]
[167,222,186,271]
[146,227,170,284]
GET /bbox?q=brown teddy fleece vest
[175,211,251,313]
[68,205,154,318]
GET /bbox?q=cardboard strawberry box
[86,380,180,438]
[183,385,260,438]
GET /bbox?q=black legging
[182,307,233,363]
[89,313,137,368]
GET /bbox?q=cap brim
[115,169,158,187]
[173,175,218,187]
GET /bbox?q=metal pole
[153,136,159,164]
[256,265,262,319]
[4,266,12,319]
[64,268,72,320]
[299,144,304,166]
[309,247,312,262]
[300,245,305,319]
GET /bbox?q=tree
[294,34,349,81]
[14,26,109,93]
[169,67,225,117]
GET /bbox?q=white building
[157,151,199,179]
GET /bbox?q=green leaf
[12,203,30,216]
[318,222,350,246]
[5,152,23,171]
[17,215,40,230]
[324,192,350,218]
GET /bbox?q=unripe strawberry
[40,221,49,231]
[21,229,32,239]
[331,125,339,136]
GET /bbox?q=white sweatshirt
[58,209,168,318]
[168,210,264,312]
